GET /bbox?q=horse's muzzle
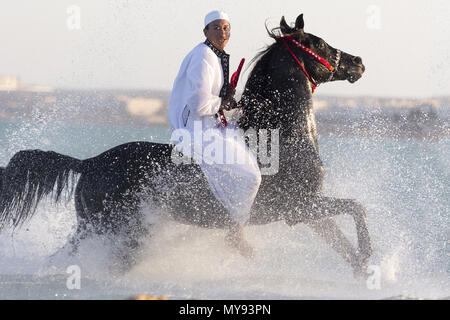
[347,58,365,83]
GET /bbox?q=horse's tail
[0,150,84,231]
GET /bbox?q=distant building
[117,95,168,125]
[0,76,20,91]
[0,76,53,92]
[22,85,54,92]
[312,98,329,111]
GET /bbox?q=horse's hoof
[352,263,366,280]
[360,238,373,262]
[351,255,368,280]
[226,237,257,259]
[237,242,258,259]
[225,231,257,259]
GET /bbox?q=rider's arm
[186,53,222,117]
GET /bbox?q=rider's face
[204,19,231,51]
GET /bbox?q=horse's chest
[305,111,318,146]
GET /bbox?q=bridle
[280,35,341,93]
[217,36,341,128]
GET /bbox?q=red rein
[218,37,332,127]
[218,58,245,127]
[280,35,334,94]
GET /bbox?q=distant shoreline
[1,89,449,140]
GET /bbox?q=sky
[0,0,449,98]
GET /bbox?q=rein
[280,35,340,93]
[217,58,245,127]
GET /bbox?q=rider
[168,10,261,257]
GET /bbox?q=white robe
[168,42,261,224]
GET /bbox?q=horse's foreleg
[287,196,373,277]
[346,200,373,265]
[306,218,357,265]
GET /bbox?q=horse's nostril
[353,56,362,65]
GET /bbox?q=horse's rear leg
[67,221,90,256]
[109,217,149,274]
[0,167,5,191]
[65,186,96,256]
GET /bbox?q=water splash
[0,122,448,299]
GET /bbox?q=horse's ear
[280,16,294,34]
[295,14,304,30]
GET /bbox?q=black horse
[0,14,372,275]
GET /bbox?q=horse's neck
[283,95,312,129]
[240,63,319,155]
[278,95,318,148]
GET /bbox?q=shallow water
[0,119,448,300]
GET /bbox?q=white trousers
[172,120,261,224]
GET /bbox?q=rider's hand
[219,85,238,111]
[226,85,236,99]
[220,97,237,111]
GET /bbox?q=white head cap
[204,10,230,28]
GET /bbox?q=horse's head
[278,14,365,84]
[239,13,366,132]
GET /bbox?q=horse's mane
[246,25,281,72]
[239,24,309,131]
[239,26,284,131]
[247,23,301,73]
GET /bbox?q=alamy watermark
[66,5,81,30]
[366,265,381,290]
[66,265,81,290]
[366,5,382,30]
[170,121,279,175]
